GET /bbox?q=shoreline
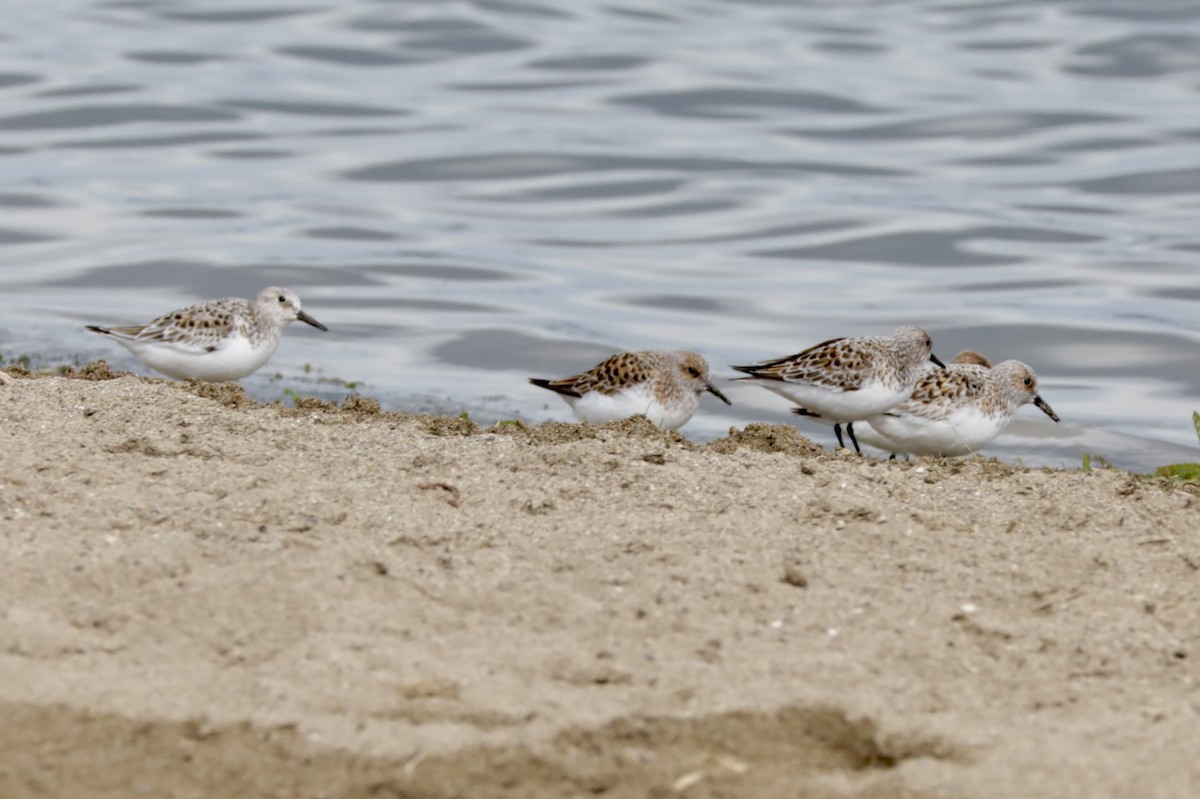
[6,355,1196,473]
[1,366,1197,798]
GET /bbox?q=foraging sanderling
[530,350,731,431]
[795,350,990,454]
[86,286,327,382]
[859,357,1059,457]
[731,325,943,453]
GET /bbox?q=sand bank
[0,366,1196,798]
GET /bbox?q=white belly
[122,334,278,382]
[563,384,698,431]
[867,407,1007,457]
[753,378,909,422]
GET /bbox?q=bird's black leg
[833,423,845,450]
[846,422,862,455]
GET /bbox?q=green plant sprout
[1154,411,1200,486]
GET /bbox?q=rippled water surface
[2,0,1199,470]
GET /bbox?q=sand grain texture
[0,369,1197,798]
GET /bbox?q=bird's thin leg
[833,423,845,449]
[846,422,862,455]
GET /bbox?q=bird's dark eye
[1023,376,1032,386]
[686,366,700,377]
[278,295,287,303]
[925,338,931,348]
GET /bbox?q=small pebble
[782,558,809,588]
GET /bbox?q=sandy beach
[1,364,1197,798]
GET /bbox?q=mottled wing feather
[550,352,655,397]
[735,337,845,374]
[896,365,989,419]
[529,377,581,398]
[734,337,878,391]
[131,302,240,350]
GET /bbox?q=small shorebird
[86,286,327,382]
[530,350,731,431]
[860,358,1059,457]
[731,325,943,453]
[796,350,990,455]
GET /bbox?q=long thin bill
[706,383,732,405]
[297,310,328,331]
[930,352,946,368]
[1034,395,1060,422]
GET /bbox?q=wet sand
[1,365,1197,799]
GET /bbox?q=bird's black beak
[297,310,328,332]
[930,352,946,368]
[706,383,732,405]
[1033,394,1059,423]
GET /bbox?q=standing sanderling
[530,350,731,431]
[731,325,944,453]
[86,286,328,382]
[805,350,990,455]
[860,357,1059,457]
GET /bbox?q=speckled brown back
[534,351,660,397]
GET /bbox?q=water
[1,0,1198,471]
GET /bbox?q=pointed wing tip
[529,378,581,398]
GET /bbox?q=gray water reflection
[0,0,1197,472]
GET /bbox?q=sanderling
[530,350,731,431]
[86,286,327,382]
[732,325,943,453]
[859,358,1059,457]
[795,350,991,455]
